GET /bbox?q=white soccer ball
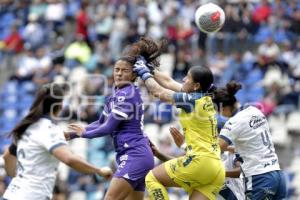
[194,3,225,34]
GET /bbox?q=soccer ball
[194,3,225,34]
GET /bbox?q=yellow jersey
[174,92,220,159]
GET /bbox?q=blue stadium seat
[2,108,17,120]
[1,81,18,95]
[235,89,248,105]
[19,94,34,104]
[20,81,36,94]
[254,26,273,43]
[1,94,17,106]
[0,13,15,28]
[0,135,11,152]
[243,68,263,87]
[0,13,15,40]
[247,87,265,103]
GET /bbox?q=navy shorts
[219,185,238,200]
[245,170,287,200]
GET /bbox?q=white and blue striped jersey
[3,118,67,200]
[219,106,280,178]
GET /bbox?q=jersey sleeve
[217,114,228,132]
[219,119,241,145]
[112,91,134,119]
[173,92,203,113]
[38,125,67,153]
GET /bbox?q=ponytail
[119,37,167,69]
[213,81,242,111]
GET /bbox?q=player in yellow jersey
[133,43,225,199]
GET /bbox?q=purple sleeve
[85,121,99,131]
[85,112,106,131]
[69,112,108,140]
[81,114,121,139]
[98,111,106,124]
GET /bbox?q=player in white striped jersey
[3,83,112,200]
[216,81,287,200]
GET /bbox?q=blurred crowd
[0,0,300,199]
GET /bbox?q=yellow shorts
[164,154,225,200]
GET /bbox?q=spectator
[0,1,299,199]
[95,9,113,42]
[109,9,129,60]
[252,0,272,25]
[75,1,89,40]
[257,37,280,67]
[23,13,45,50]
[29,0,47,20]
[3,24,23,54]
[33,47,52,84]
[12,47,38,82]
[172,49,190,81]
[64,34,91,69]
[45,0,65,34]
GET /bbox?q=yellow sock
[145,170,169,200]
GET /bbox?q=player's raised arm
[134,59,175,103]
[146,78,176,104]
[153,69,182,92]
[135,58,214,108]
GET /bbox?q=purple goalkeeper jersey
[105,84,154,187]
[72,85,154,191]
[74,83,154,190]
[103,84,148,153]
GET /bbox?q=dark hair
[189,66,214,93]
[11,83,67,141]
[119,37,167,68]
[213,81,242,111]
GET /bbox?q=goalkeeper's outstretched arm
[153,69,182,92]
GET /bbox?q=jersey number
[260,130,273,154]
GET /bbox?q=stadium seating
[286,112,300,134]
[0,0,299,199]
[268,114,291,147]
